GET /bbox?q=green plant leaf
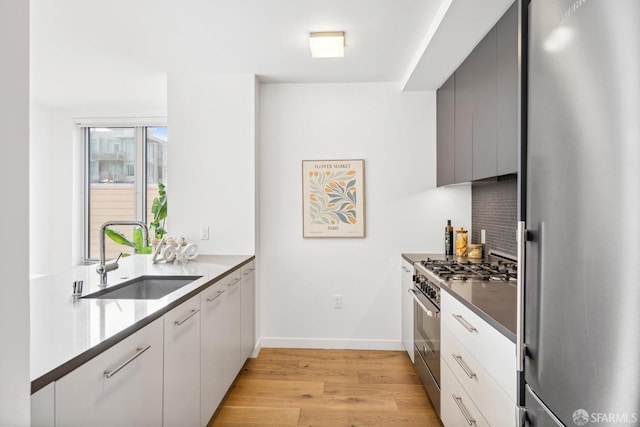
[104,228,136,248]
[132,227,145,250]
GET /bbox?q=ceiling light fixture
[309,31,345,58]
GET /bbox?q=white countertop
[30,254,253,392]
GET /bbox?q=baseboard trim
[259,337,405,351]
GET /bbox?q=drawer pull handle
[452,353,477,379]
[453,314,477,333]
[104,345,151,379]
[243,268,255,275]
[206,289,225,302]
[452,394,477,426]
[228,278,241,287]
[175,309,200,326]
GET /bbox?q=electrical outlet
[333,294,342,309]
[481,229,486,244]
[200,226,210,240]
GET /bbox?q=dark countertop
[402,253,517,342]
[402,253,435,264]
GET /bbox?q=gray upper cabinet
[454,54,474,183]
[437,74,455,187]
[496,2,518,176]
[436,1,518,186]
[472,27,498,181]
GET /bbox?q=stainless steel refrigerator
[519,0,640,425]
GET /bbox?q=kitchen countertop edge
[31,255,255,395]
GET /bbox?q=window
[84,126,167,260]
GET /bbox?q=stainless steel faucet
[96,220,149,284]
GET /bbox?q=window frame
[79,118,166,262]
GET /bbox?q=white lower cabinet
[200,282,234,426]
[222,271,243,385]
[55,318,164,427]
[163,294,201,427]
[440,290,516,426]
[31,383,54,427]
[38,260,255,427]
[241,261,256,360]
[401,258,415,362]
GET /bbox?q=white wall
[258,83,470,349]
[29,107,82,275]
[167,74,256,254]
[30,104,52,275]
[0,0,31,424]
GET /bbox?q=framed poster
[302,159,365,238]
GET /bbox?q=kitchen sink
[82,275,202,300]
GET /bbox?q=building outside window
[84,126,167,260]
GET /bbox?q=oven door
[410,288,441,414]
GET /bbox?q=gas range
[413,251,518,309]
[418,255,517,282]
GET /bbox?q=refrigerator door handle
[516,220,526,374]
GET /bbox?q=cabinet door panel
[437,74,456,186]
[164,294,201,427]
[472,27,498,180]
[55,318,163,427]
[223,274,243,382]
[454,55,474,183]
[497,1,519,175]
[241,261,256,360]
[31,383,54,427]
[401,259,415,362]
[200,271,242,426]
[200,282,228,426]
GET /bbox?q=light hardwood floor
[209,348,442,427]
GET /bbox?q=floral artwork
[302,160,365,237]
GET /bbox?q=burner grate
[420,257,516,282]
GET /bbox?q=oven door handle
[408,289,440,319]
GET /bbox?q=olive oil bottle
[445,220,454,255]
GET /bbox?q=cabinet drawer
[55,318,163,427]
[441,291,516,398]
[441,361,490,427]
[442,324,515,426]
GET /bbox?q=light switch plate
[200,226,209,240]
[333,295,342,309]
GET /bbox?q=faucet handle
[96,252,123,274]
[108,253,123,271]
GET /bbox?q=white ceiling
[30,0,514,109]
